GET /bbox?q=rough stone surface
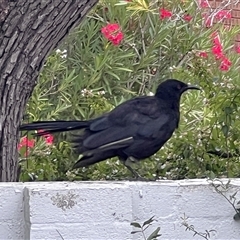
[0,179,240,239]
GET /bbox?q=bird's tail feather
[20,120,90,135]
[73,151,115,169]
[72,137,133,169]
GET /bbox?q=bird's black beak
[182,84,201,93]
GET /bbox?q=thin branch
[209,179,240,219]
[181,214,216,240]
[56,229,65,240]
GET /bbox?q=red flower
[215,10,231,20]
[101,23,124,45]
[45,134,54,145]
[209,31,231,71]
[199,51,208,58]
[211,45,222,54]
[211,45,222,57]
[18,136,35,157]
[220,57,231,71]
[223,57,231,66]
[235,46,240,53]
[211,33,224,59]
[18,136,35,150]
[37,130,54,145]
[199,0,208,8]
[159,8,172,19]
[111,32,124,45]
[183,14,192,22]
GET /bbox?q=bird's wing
[137,114,170,139]
[83,125,137,149]
[110,96,163,124]
[89,115,112,131]
[83,96,172,150]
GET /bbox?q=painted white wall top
[0,179,240,239]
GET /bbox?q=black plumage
[20,79,200,178]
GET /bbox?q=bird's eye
[177,84,182,90]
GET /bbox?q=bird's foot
[122,158,157,181]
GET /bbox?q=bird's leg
[124,162,142,180]
[119,157,148,181]
[154,168,160,181]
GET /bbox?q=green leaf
[130,222,141,228]
[106,71,120,80]
[143,216,155,227]
[147,227,161,240]
[221,125,229,137]
[131,231,141,234]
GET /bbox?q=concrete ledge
[0,179,240,239]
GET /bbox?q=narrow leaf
[143,216,155,227]
[147,227,161,240]
[130,222,141,228]
[131,231,141,234]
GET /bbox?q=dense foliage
[19,0,240,181]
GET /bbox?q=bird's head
[155,79,200,100]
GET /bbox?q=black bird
[20,79,200,179]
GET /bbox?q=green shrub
[20,0,240,181]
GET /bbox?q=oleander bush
[19,0,240,181]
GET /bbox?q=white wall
[0,179,240,240]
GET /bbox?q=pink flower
[220,57,231,71]
[101,23,124,45]
[215,10,231,20]
[222,56,231,66]
[209,31,231,71]
[159,8,172,19]
[18,136,35,150]
[183,14,192,22]
[111,32,124,45]
[199,51,208,58]
[235,46,240,53]
[199,0,208,8]
[45,135,54,145]
[37,130,54,145]
[211,45,223,56]
[211,33,224,59]
[18,136,36,157]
